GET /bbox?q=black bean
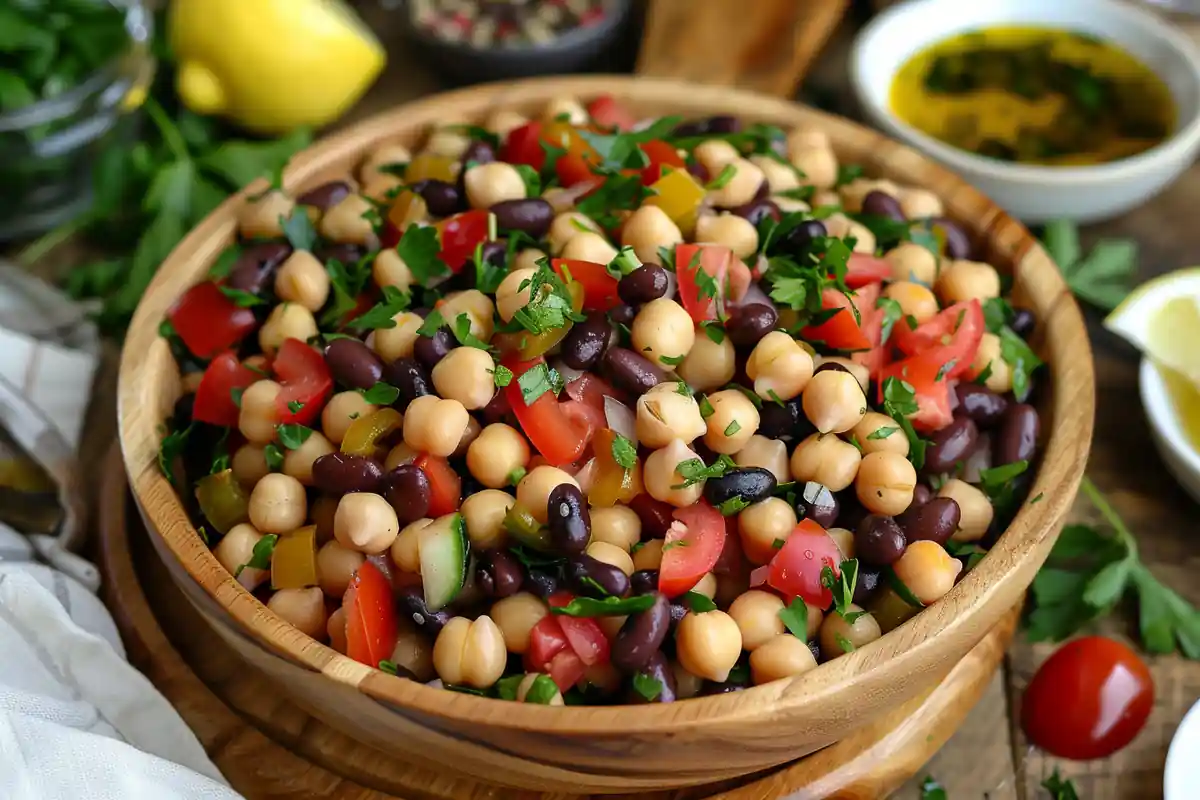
[853,567,882,606]
[994,403,1040,466]
[704,467,777,508]
[324,338,384,391]
[627,651,677,703]
[835,490,869,532]
[929,217,973,260]
[752,180,770,200]
[314,242,364,267]
[757,398,808,442]
[954,384,1009,428]
[476,550,524,599]
[383,357,432,409]
[523,569,560,599]
[380,465,432,524]
[855,514,907,566]
[781,218,827,251]
[672,115,741,137]
[609,304,637,326]
[602,347,666,394]
[814,361,851,377]
[911,484,933,507]
[490,198,553,238]
[547,483,591,555]
[226,241,292,295]
[896,497,961,546]
[567,554,630,598]
[861,190,905,221]
[397,586,451,635]
[560,311,614,371]
[725,303,778,347]
[686,161,709,183]
[1010,306,1036,339]
[612,593,671,673]
[618,264,669,305]
[807,639,822,663]
[414,328,455,367]
[479,389,511,425]
[629,495,674,539]
[297,180,352,211]
[795,482,839,528]
[312,453,384,495]
[461,139,495,168]
[630,569,659,595]
[409,179,461,218]
[668,601,688,629]
[730,198,780,227]
[923,416,979,474]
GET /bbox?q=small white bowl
[1166,699,1200,800]
[1140,359,1200,504]
[850,0,1200,223]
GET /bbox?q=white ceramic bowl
[1140,358,1200,504]
[1166,698,1200,800]
[850,0,1200,223]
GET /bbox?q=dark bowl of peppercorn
[397,0,634,84]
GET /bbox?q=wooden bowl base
[95,448,1018,800]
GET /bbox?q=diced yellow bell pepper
[271,525,318,590]
[195,470,249,535]
[405,153,458,183]
[587,429,643,507]
[645,168,707,238]
[342,407,403,457]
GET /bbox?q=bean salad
[159,94,1045,705]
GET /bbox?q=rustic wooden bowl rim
[118,75,1093,736]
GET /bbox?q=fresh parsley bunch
[1041,218,1137,311]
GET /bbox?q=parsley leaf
[276,424,313,450]
[659,353,685,366]
[395,224,448,286]
[701,321,726,343]
[576,173,655,229]
[452,313,491,350]
[829,559,859,618]
[671,454,736,489]
[509,260,584,335]
[880,377,928,470]
[157,424,193,490]
[705,163,736,190]
[866,425,899,440]
[378,659,400,676]
[1041,769,1080,800]
[513,164,541,197]
[778,597,809,639]
[683,591,718,612]
[998,327,1042,402]
[632,672,663,701]
[360,382,400,405]
[263,443,285,472]
[219,286,265,307]
[516,362,558,405]
[876,296,904,343]
[320,255,373,328]
[577,117,682,170]
[236,534,278,577]
[492,364,514,387]
[717,496,751,516]
[1042,219,1137,311]
[982,297,1014,334]
[346,285,410,331]
[918,776,947,800]
[611,434,638,470]
[281,210,318,252]
[416,308,448,338]
[551,594,657,617]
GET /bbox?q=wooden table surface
[58,4,1197,798]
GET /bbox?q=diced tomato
[273,338,333,426]
[892,300,984,382]
[546,649,587,691]
[192,352,260,427]
[559,399,605,445]
[801,288,873,351]
[879,354,955,432]
[504,357,590,466]
[658,501,727,597]
[674,244,752,323]
[547,593,611,666]
[527,615,570,668]
[501,121,545,170]
[638,139,686,185]
[845,253,893,288]
[555,152,598,188]
[413,454,462,516]
[552,258,620,310]
[767,519,842,609]
[437,210,490,273]
[167,281,258,360]
[586,95,638,131]
[343,561,398,668]
[846,282,887,378]
[563,373,620,411]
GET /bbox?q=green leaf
[831,559,859,617]
[632,672,663,701]
[716,496,751,516]
[451,313,491,350]
[263,444,285,472]
[577,117,682,170]
[611,434,637,470]
[157,424,193,490]
[1041,219,1081,270]
[281,210,319,252]
[683,591,718,613]
[919,776,947,800]
[517,362,556,406]
[880,377,928,470]
[360,382,400,405]
[1041,769,1081,800]
[550,594,657,617]
[998,327,1043,402]
[219,286,266,307]
[397,225,449,286]
[875,297,904,343]
[346,285,411,331]
[321,255,374,328]
[523,674,560,704]
[705,163,737,190]
[778,597,809,639]
[494,674,525,701]
[981,297,1014,334]
[493,365,514,387]
[378,659,399,676]
[276,424,313,450]
[237,534,278,576]
[671,454,736,489]
[198,129,311,190]
[508,260,584,336]
[576,173,654,229]
[144,160,196,217]
[513,164,541,197]
[1082,558,1132,608]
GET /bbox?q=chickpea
[622,205,682,265]
[275,250,330,312]
[466,423,531,489]
[787,126,831,153]
[268,587,327,638]
[561,231,619,264]
[693,139,739,174]
[707,158,764,208]
[362,174,403,203]
[248,473,307,534]
[425,125,471,159]
[587,541,635,576]
[855,451,917,516]
[802,369,866,434]
[453,416,482,460]
[839,179,902,214]
[598,614,627,640]
[672,661,705,700]
[824,213,876,254]
[644,439,706,508]
[811,189,840,208]
[384,442,420,471]
[819,605,882,659]
[484,108,528,139]
[677,331,736,393]
[319,194,376,246]
[316,540,365,598]
[938,479,994,542]
[360,142,412,183]
[692,572,718,599]
[322,391,378,445]
[391,623,435,682]
[970,332,1013,393]
[738,497,797,565]
[632,538,664,571]
[391,518,432,573]
[732,435,789,485]
[232,443,271,486]
[750,154,801,194]
[812,355,869,393]
[703,389,760,455]
[432,615,507,689]
[751,633,818,684]
[372,311,424,362]
[727,590,785,650]
[828,527,855,561]
[516,465,579,524]
[894,540,962,605]
[900,188,943,220]
[403,395,470,458]
[580,662,622,696]
[514,672,565,705]
[239,190,293,239]
[438,289,496,342]
[676,610,743,682]
[883,281,939,325]
[513,247,547,272]
[589,505,641,552]
[852,412,908,457]
[885,242,939,285]
[283,430,335,486]
[636,386,706,448]
[790,433,861,492]
[772,194,811,214]
[372,248,414,294]
[259,304,318,357]
[334,492,400,554]
[464,162,526,210]
[327,607,348,653]
[746,332,815,402]
[495,266,538,322]
[460,490,514,549]
[312,495,338,544]
[936,259,1001,304]
[789,146,838,189]
[631,298,695,368]
[491,592,549,654]
[694,213,759,259]
[547,212,601,254]
[542,95,588,124]
[214,523,264,581]
[431,347,495,411]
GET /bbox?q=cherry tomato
[586,95,638,131]
[343,561,398,668]
[1022,636,1154,760]
[413,454,462,516]
[674,244,752,323]
[504,357,589,466]
[273,338,333,427]
[167,281,257,359]
[552,258,620,310]
[192,352,260,427]
[767,519,842,608]
[658,501,727,597]
[844,253,892,288]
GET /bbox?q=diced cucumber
[420,513,469,611]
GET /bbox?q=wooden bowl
[117,76,1094,794]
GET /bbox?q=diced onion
[603,395,637,443]
[237,566,267,591]
[749,565,770,588]
[553,359,587,386]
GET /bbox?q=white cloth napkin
[0,263,243,800]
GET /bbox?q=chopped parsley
[716,496,751,516]
[157,424,192,490]
[276,424,314,450]
[507,466,526,485]
[359,382,400,405]
[281,210,319,251]
[875,296,904,343]
[659,353,685,366]
[607,246,641,278]
[632,672,663,701]
[611,434,638,470]
[219,286,265,307]
[320,255,374,328]
[395,224,448,285]
[551,594,657,617]
[287,400,304,413]
[700,321,726,343]
[723,420,741,437]
[683,591,718,612]
[492,364,514,387]
[516,362,561,405]
[705,163,737,190]
[346,285,411,331]
[235,534,278,577]
[576,172,655,229]
[263,443,285,472]
[672,453,736,489]
[509,260,585,336]
[452,313,491,350]
[998,327,1042,402]
[698,395,715,418]
[880,376,928,470]
[778,597,809,639]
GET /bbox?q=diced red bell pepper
[551,258,620,310]
[344,561,398,668]
[273,338,333,427]
[413,454,462,516]
[167,281,257,360]
[193,352,260,427]
[638,140,686,186]
[437,210,490,274]
[801,288,874,351]
[658,501,727,597]
[504,357,590,466]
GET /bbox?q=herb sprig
[1041,219,1137,311]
